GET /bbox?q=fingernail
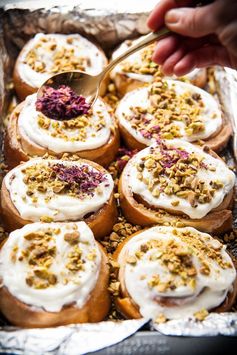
[165,9,183,24]
[152,51,162,65]
[162,67,173,76]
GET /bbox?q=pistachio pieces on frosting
[5,158,114,222]
[111,38,204,86]
[120,43,161,77]
[117,226,236,320]
[126,139,235,219]
[116,79,222,144]
[18,94,113,154]
[19,33,107,88]
[0,222,101,312]
[111,40,162,83]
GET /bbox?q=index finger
[147,0,192,31]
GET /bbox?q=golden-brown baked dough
[0,158,117,238]
[113,228,237,319]
[116,79,232,153]
[13,34,108,101]
[113,69,207,97]
[118,114,232,153]
[4,100,120,169]
[118,146,234,235]
[110,37,207,97]
[119,172,233,235]
[0,243,110,328]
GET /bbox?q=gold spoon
[37,28,171,108]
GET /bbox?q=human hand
[147,0,237,76]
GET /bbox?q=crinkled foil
[152,313,237,337]
[0,319,148,354]
[0,1,237,351]
[0,8,13,119]
[215,67,237,161]
[2,1,154,54]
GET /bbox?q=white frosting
[5,158,114,222]
[111,39,153,82]
[18,33,107,88]
[0,222,101,312]
[111,37,205,83]
[18,94,113,153]
[118,226,236,320]
[116,80,222,144]
[126,140,235,219]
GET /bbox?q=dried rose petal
[51,163,106,196]
[117,159,128,172]
[151,125,160,133]
[116,147,138,173]
[140,129,152,139]
[155,140,189,169]
[117,147,137,158]
[200,161,208,170]
[36,85,91,120]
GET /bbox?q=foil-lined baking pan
[0,1,237,354]
[0,319,148,354]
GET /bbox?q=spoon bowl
[37,70,101,106]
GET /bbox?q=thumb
[165,3,220,38]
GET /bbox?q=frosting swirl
[118,226,236,320]
[125,140,235,219]
[111,38,205,85]
[18,33,107,88]
[5,158,114,222]
[18,94,113,153]
[116,80,222,144]
[0,222,101,312]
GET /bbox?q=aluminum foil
[152,313,237,337]
[0,319,148,354]
[215,68,237,161]
[2,0,155,55]
[0,0,237,351]
[0,8,13,119]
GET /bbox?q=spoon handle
[100,28,171,78]
[99,0,215,80]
